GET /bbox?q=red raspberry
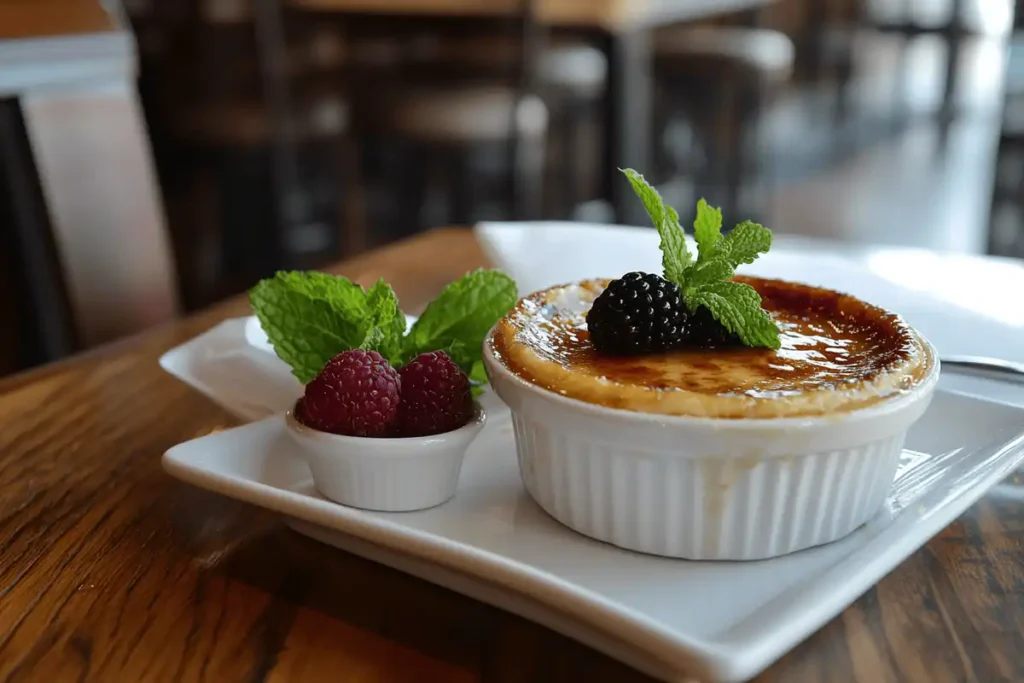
[396,351,473,437]
[298,350,401,437]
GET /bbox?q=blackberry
[687,306,740,348]
[586,272,688,354]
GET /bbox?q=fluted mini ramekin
[483,336,940,561]
[285,405,486,512]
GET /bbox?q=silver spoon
[940,355,1024,386]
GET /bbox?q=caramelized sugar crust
[490,276,934,419]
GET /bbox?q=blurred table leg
[19,81,179,348]
[939,0,966,128]
[602,29,653,226]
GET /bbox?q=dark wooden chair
[155,0,364,310]
[0,99,77,375]
[0,85,180,375]
[0,0,179,372]
[347,5,549,233]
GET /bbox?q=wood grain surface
[1,227,1023,682]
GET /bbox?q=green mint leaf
[438,339,471,372]
[663,206,690,283]
[718,220,772,267]
[402,269,518,373]
[617,173,781,350]
[681,218,770,300]
[685,258,734,290]
[249,271,371,383]
[443,342,490,397]
[359,326,386,352]
[620,168,692,285]
[692,198,723,263]
[364,278,405,364]
[689,281,781,350]
[468,361,488,397]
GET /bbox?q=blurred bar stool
[160,0,362,310]
[383,25,607,222]
[383,84,548,228]
[370,5,550,232]
[166,86,354,309]
[271,0,551,234]
[406,27,608,219]
[654,24,795,225]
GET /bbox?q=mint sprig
[249,268,518,385]
[402,267,518,369]
[621,168,692,284]
[620,168,781,350]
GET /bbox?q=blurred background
[1,0,1022,379]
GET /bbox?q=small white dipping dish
[483,332,940,561]
[284,404,486,512]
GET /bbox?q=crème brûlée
[489,276,936,419]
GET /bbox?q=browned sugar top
[494,276,919,399]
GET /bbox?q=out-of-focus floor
[767,30,1014,253]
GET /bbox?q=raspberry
[586,272,689,355]
[298,350,401,437]
[396,351,473,437]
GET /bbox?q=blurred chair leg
[740,85,771,224]
[520,134,545,221]
[565,102,589,215]
[397,143,428,236]
[938,0,966,144]
[602,29,654,225]
[833,50,855,126]
[252,0,305,259]
[0,99,77,367]
[451,148,473,226]
[339,135,367,256]
[555,109,577,217]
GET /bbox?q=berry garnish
[620,169,781,350]
[396,351,473,437]
[298,349,401,437]
[687,306,740,348]
[250,269,517,394]
[586,272,689,355]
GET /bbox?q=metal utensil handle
[940,356,1024,386]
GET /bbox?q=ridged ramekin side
[512,412,904,560]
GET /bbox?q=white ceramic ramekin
[285,405,486,512]
[483,336,940,561]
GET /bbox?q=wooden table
[284,0,771,226]
[3,227,1022,682]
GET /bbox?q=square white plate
[159,222,1024,680]
[163,386,1024,683]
